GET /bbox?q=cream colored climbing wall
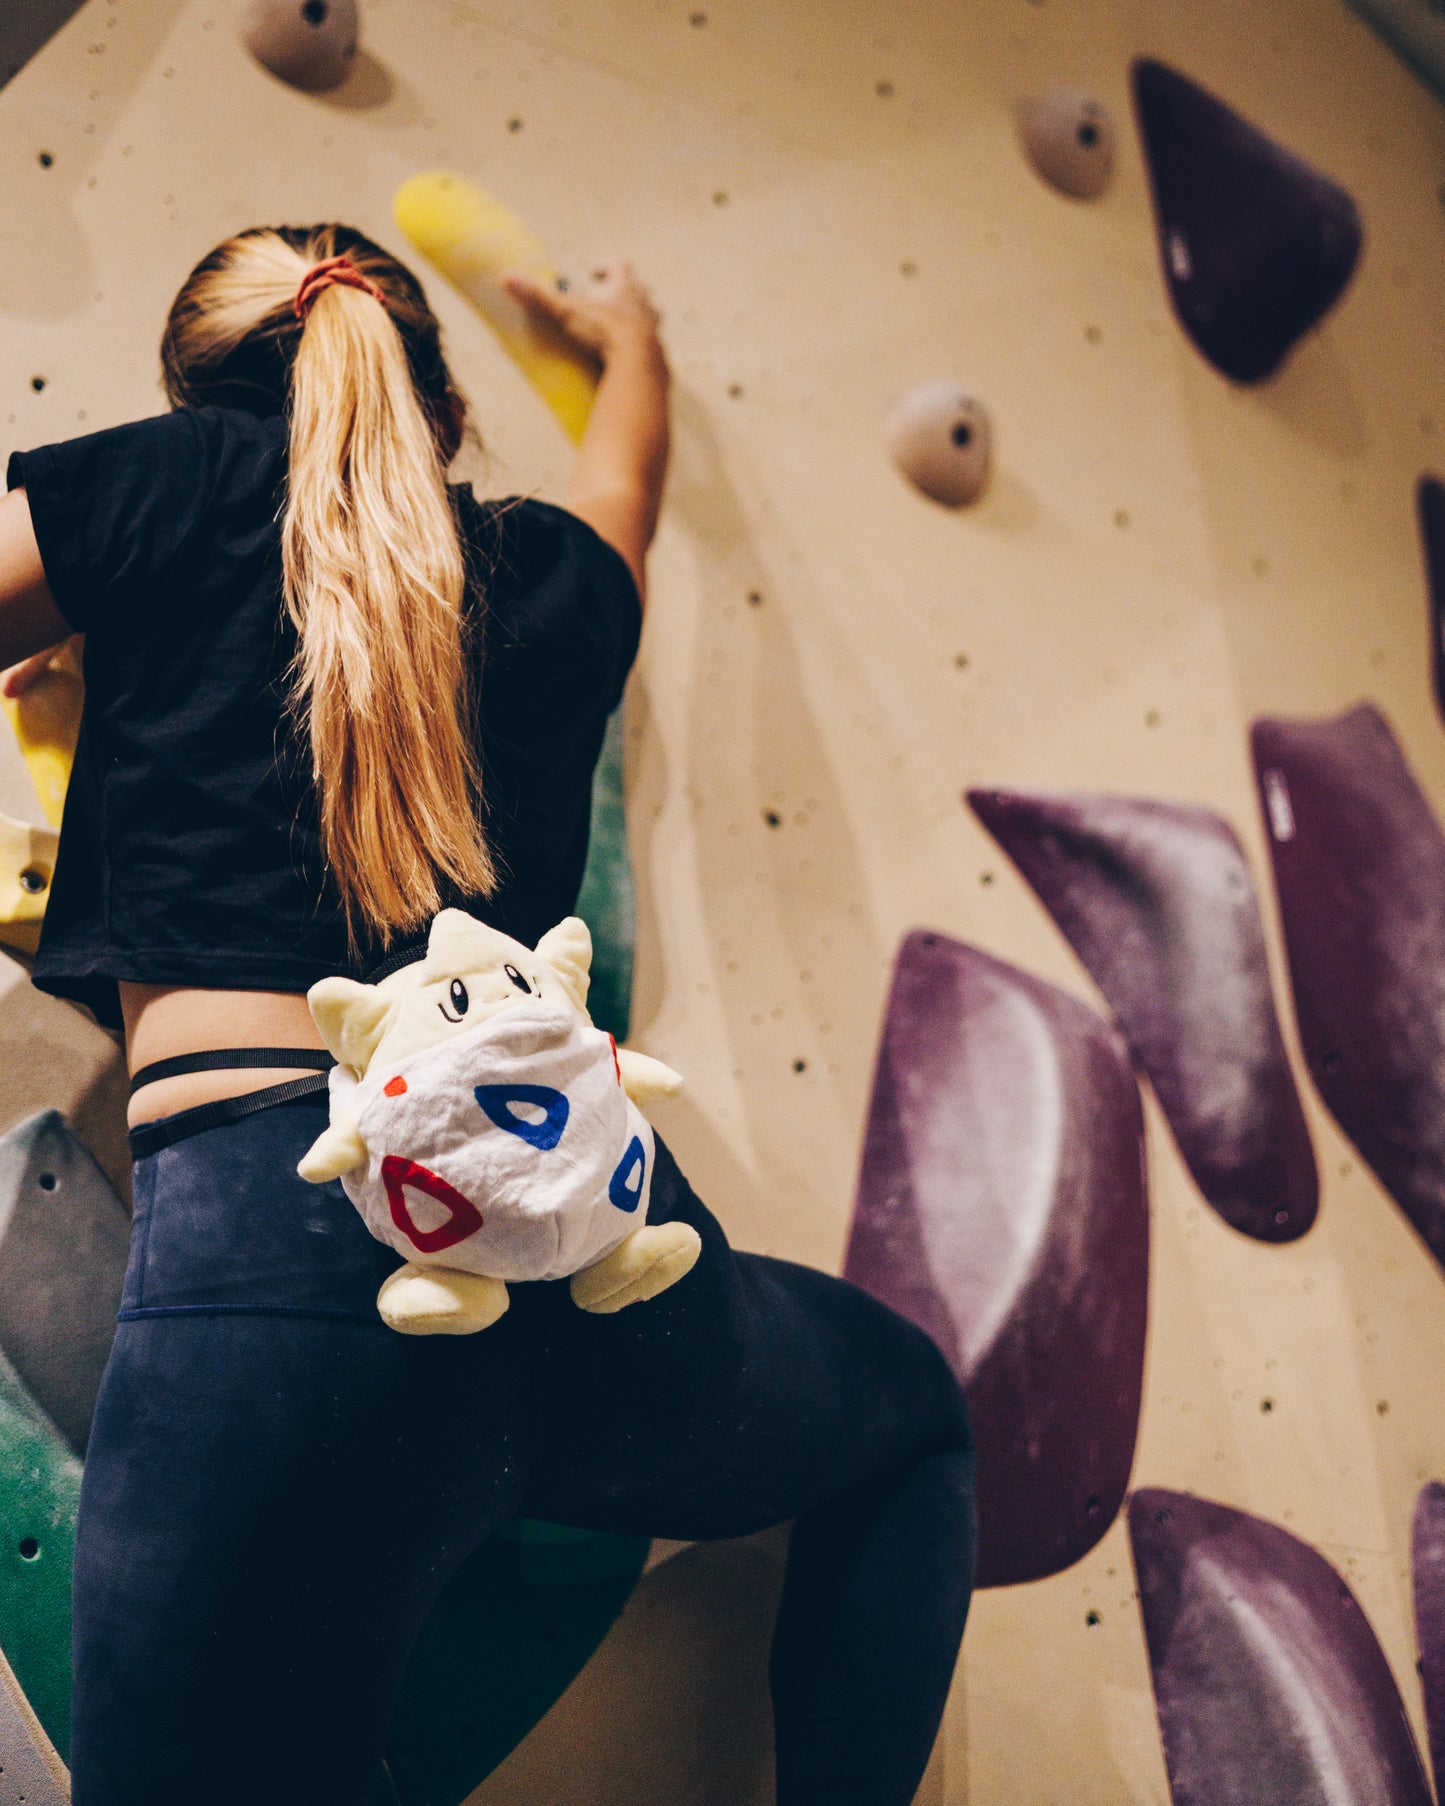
[3,0,1445,1800]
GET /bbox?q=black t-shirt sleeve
[474,495,644,742]
[559,506,644,715]
[6,410,215,630]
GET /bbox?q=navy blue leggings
[72,1091,975,1805]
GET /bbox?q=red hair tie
[294,255,387,320]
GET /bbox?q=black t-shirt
[6,406,641,1031]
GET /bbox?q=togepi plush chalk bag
[297,909,701,1334]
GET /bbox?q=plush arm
[297,1115,369,1183]
[617,1048,684,1106]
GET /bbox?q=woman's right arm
[502,262,670,605]
[0,489,71,689]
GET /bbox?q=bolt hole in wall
[35,1174,55,1193]
[16,1540,38,1563]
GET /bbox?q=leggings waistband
[128,1056,334,1160]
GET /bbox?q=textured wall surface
[3,0,1445,1800]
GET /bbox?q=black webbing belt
[127,1047,337,1160]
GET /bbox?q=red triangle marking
[381,1155,484,1254]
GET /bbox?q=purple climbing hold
[1132,57,1363,383]
[1413,1483,1445,1795]
[1252,704,1445,1276]
[1130,1489,1432,1806]
[844,930,1148,1588]
[1417,476,1445,725]
[967,788,1317,1244]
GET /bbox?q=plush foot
[571,1222,702,1314]
[377,1265,509,1335]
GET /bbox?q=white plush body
[331,1001,655,1285]
[297,910,698,1334]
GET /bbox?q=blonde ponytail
[159,226,496,951]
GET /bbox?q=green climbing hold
[0,1349,80,1760]
[576,709,635,1042]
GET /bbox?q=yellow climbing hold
[393,172,598,445]
[1,640,82,828]
[0,811,59,958]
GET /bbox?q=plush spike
[423,909,515,975]
[535,916,593,1013]
[306,977,394,1072]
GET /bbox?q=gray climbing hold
[0,1641,67,1805]
[237,0,359,94]
[884,382,992,507]
[1018,88,1116,200]
[0,1112,129,1456]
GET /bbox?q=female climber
[0,223,975,1805]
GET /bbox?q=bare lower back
[121,982,326,1128]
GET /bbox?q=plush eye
[448,979,469,1015]
[504,964,532,994]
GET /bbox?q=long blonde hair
[160,223,496,951]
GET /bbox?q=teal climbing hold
[385,1527,649,1805]
[576,710,635,1042]
[0,1348,80,1760]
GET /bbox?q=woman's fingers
[502,271,564,321]
[502,264,661,360]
